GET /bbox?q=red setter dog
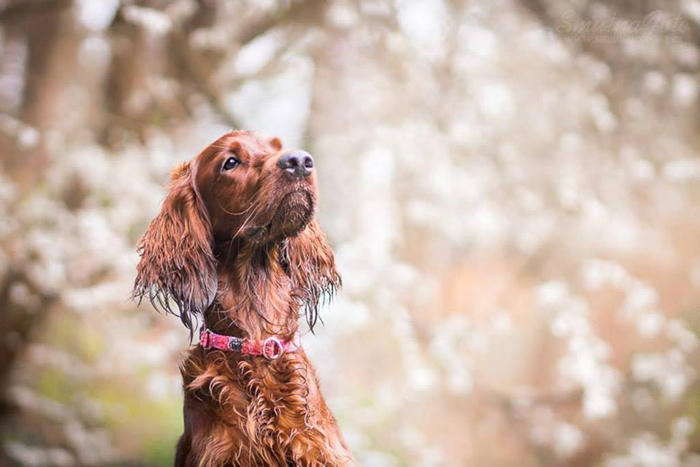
[133,131,355,466]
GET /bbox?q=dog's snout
[277,150,314,178]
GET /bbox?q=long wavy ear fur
[282,220,341,331]
[132,161,216,336]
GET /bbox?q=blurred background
[1,0,700,466]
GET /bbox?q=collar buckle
[262,337,284,360]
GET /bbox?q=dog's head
[132,131,340,334]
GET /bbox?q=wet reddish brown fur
[133,131,355,466]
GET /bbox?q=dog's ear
[133,161,216,336]
[282,219,341,330]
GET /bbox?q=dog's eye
[222,157,240,171]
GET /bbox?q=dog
[133,131,355,466]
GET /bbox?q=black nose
[277,150,314,178]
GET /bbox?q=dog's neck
[205,241,299,341]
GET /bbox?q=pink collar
[199,327,301,360]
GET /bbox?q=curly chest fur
[181,348,352,467]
